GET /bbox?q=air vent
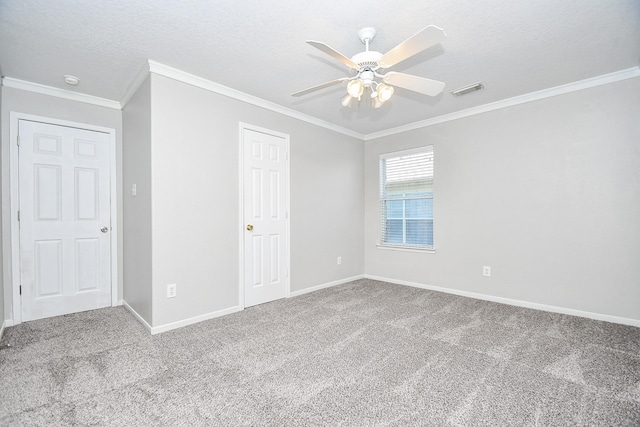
[451,82,484,96]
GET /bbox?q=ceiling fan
[292,26,447,108]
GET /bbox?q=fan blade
[378,26,446,69]
[291,78,350,97]
[307,41,360,70]
[383,72,445,96]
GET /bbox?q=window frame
[378,146,435,253]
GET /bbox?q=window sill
[376,244,435,254]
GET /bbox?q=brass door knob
[246,224,254,231]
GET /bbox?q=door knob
[246,224,254,231]
[101,227,109,233]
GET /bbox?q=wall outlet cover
[167,283,177,298]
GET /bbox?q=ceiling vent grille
[451,82,484,96]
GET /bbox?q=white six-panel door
[243,127,289,307]
[18,120,112,321]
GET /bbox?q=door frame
[7,112,119,325]
[238,122,291,309]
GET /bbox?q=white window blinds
[379,146,434,248]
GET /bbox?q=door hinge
[17,135,20,146]
[17,210,20,222]
[19,285,22,295]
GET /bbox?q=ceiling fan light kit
[347,79,365,98]
[292,25,447,109]
[376,83,394,102]
[341,94,354,107]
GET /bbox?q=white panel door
[18,120,111,321]
[243,128,289,307]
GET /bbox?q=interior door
[18,120,112,321]
[243,127,289,307]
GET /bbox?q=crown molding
[363,66,640,141]
[5,65,637,141]
[1,77,122,110]
[147,60,364,140]
[120,61,152,107]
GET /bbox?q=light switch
[131,184,137,196]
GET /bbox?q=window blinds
[379,146,434,248]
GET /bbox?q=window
[379,146,434,249]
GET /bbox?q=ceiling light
[376,83,394,103]
[341,94,354,107]
[451,82,484,96]
[345,73,395,107]
[63,75,80,86]
[347,79,364,99]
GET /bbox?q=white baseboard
[125,275,365,335]
[123,300,244,335]
[122,301,153,334]
[150,305,243,335]
[364,275,640,328]
[289,274,365,298]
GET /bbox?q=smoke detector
[63,75,80,86]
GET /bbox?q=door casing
[238,122,291,308]
[6,112,119,325]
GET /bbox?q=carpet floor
[1,279,639,426]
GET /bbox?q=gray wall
[0,84,3,329]
[364,77,640,321]
[1,86,123,322]
[140,74,363,327]
[289,117,364,291]
[6,69,634,331]
[122,77,153,325]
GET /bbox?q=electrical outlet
[483,266,491,277]
[337,256,342,266]
[131,184,137,196]
[167,283,177,298]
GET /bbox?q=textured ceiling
[1,0,639,135]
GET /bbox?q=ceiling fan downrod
[358,27,377,52]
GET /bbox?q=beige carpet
[1,279,639,426]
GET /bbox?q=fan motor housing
[351,51,383,69]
